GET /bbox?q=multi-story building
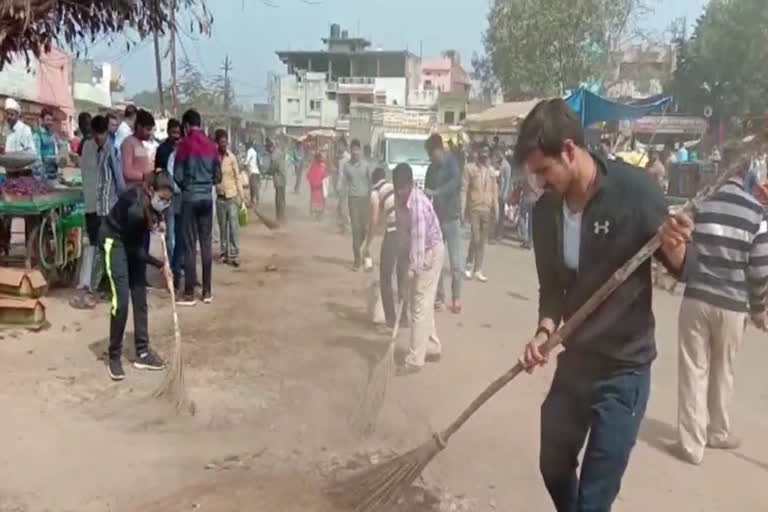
[604,44,677,101]
[273,24,421,130]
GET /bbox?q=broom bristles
[152,236,195,415]
[327,437,443,512]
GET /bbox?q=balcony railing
[338,76,376,86]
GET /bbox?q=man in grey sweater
[343,138,372,270]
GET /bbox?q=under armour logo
[594,221,611,235]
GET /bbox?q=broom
[327,138,765,512]
[253,206,280,230]
[353,298,405,437]
[152,234,195,415]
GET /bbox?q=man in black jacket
[516,99,695,512]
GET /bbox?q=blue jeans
[436,219,463,303]
[540,356,650,512]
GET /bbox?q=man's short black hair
[167,118,181,132]
[425,133,444,153]
[350,138,361,149]
[135,109,155,129]
[78,111,92,133]
[392,163,413,189]
[40,108,53,119]
[182,109,202,128]
[214,128,228,141]
[371,167,387,183]
[91,115,108,134]
[124,105,137,119]
[514,98,585,165]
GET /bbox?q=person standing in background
[335,138,351,233]
[214,129,247,267]
[3,98,35,155]
[120,109,155,187]
[292,140,304,194]
[674,149,768,465]
[677,141,689,163]
[76,117,101,308]
[262,138,287,223]
[106,113,119,148]
[154,118,182,264]
[174,109,221,306]
[306,151,327,219]
[424,134,463,314]
[34,108,60,186]
[393,163,444,375]
[114,105,137,156]
[343,139,372,270]
[493,149,512,242]
[462,145,497,282]
[245,140,261,207]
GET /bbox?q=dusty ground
[1,187,767,511]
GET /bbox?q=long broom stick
[353,298,405,437]
[253,206,280,230]
[152,234,195,414]
[328,137,766,512]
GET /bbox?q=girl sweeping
[101,171,174,381]
[307,151,327,219]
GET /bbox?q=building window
[424,80,433,89]
[459,111,466,121]
[287,98,300,115]
[310,99,321,111]
[375,94,386,105]
[444,111,455,124]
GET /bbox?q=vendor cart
[0,188,84,286]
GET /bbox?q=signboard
[633,116,708,135]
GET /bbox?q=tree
[0,0,212,69]
[177,55,216,110]
[476,0,649,98]
[673,0,768,123]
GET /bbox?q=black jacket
[532,154,695,370]
[102,186,163,268]
[425,154,462,222]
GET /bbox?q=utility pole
[222,55,232,112]
[152,0,165,114]
[170,0,178,117]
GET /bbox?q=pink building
[419,50,470,95]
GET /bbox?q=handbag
[238,201,249,227]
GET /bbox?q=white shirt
[5,120,35,154]
[246,147,260,174]
[114,121,133,154]
[562,203,582,271]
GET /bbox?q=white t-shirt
[246,147,260,174]
[563,203,582,271]
[114,121,133,155]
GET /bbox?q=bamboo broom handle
[440,141,765,444]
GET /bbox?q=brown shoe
[425,353,442,363]
[707,435,741,450]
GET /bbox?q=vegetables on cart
[0,177,54,197]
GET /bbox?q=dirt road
[1,190,767,511]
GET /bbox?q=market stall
[0,156,83,286]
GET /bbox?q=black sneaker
[202,293,213,304]
[231,260,240,268]
[133,351,166,371]
[108,358,125,381]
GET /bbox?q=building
[73,59,113,111]
[419,50,471,95]
[0,47,74,137]
[273,24,421,130]
[604,44,677,101]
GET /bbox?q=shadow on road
[730,452,768,473]
[325,335,386,368]
[88,334,138,362]
[325,301,371,328]
[638,416,676,454]
[313,255,351,270]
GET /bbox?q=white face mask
[151,192,171,213]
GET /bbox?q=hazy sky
[90,0,710,104]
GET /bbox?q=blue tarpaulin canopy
[565,87,672,127]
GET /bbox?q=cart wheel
[27,223,57,282]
